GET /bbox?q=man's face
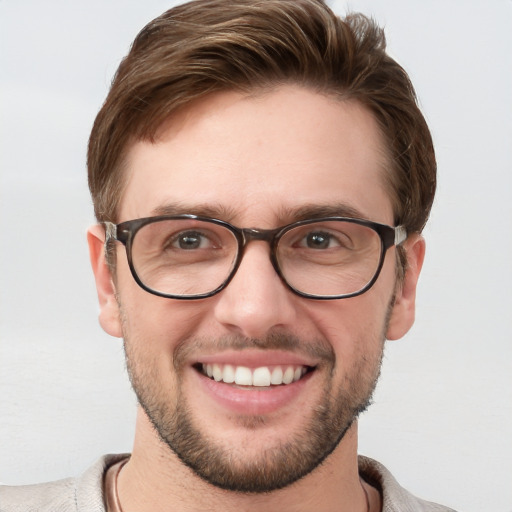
[91,86,420,492]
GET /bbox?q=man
[0,1,456,510]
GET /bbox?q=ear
[87,224,123,338]
[386,234,426,340]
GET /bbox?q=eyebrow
[151,202,239,220]
[278,203,367,222]
[150,201,368,225]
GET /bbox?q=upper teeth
[202,364,307,387]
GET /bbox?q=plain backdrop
[1,1,511,511]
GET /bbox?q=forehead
[120,86,393,225]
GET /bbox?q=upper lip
[194,350,319,369]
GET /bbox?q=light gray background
[1,1,511,511]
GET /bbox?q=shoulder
[0,454,128,512]
[358,456,458,512]
[0,477,76,512]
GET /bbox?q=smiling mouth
[196,363,314,387]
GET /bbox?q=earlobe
[87,224,123,338]
[386,234,426,341]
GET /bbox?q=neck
[117,409,373,512]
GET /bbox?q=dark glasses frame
[104,214,407,300]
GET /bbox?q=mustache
[173,331,335,370]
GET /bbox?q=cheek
[307,292,390,361]
[117,277,213,358]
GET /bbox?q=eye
[171,230,212,250]
[301,231,341,250]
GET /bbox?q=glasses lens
[130,219,238,297]
[277,220,382,297]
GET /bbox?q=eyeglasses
[104,215,407,300]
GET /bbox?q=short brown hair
[88,0,436,244]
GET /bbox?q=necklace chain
[113,459,127,512]
[361,478,371,512]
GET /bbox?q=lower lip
[196,369,313,415]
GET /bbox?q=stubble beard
[121,302,391,493]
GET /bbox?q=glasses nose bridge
[232,227,282,287]
[240,227,279,249]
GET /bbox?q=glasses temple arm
[394,225,407,246]
[103,222,117,244]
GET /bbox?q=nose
[212,242,298,338]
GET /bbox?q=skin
[88,85,425,512]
